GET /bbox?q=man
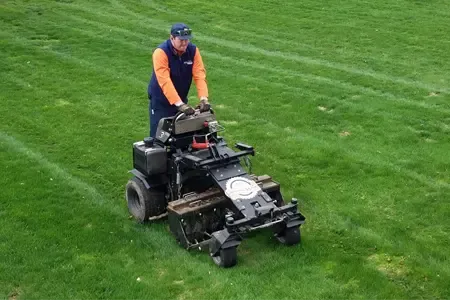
[147,23,210,137]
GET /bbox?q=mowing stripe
[4,22,445,123]
[55,1,450,94]
[3,31,448,191]
[186,0,450,43]
[0,33,418,132]
[45,14,449,114]
[219,107,450,191]
[114,0,450,67]
[0,28,415,125]
[0,131,124,216]
[117,0,450,46]
[202,52,449,113]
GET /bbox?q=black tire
[276,227,301,246]
[211,247,238,268]
[125,176,166,222]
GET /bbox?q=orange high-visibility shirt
[152,47,208,105]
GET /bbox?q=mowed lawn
[1,0,449,299]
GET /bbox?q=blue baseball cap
[170,23,193,40]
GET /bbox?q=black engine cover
[132,141,167,176]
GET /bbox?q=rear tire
[276,227,301,246]
[211,247,238,268]
[126,176,166,222]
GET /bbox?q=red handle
[192,137,210,149]
[192,142,209,149]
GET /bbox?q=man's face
[171,36,189,52]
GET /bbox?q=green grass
[1,0,449,299]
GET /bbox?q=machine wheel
[126,176,166,222]
[276,226,301,246]
[211,247,238,268]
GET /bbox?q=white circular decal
[225,177,262,201]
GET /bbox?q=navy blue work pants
[149,99,178,137]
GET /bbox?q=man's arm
[192,48,208,100]
[153,48,183,105]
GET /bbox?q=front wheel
[211,247,238,268]
[276,227,301,246]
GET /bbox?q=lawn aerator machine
[125,109,306,267]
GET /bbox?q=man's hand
[178,104,195,115]
[197,98,211,112]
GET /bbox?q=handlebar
[170,108,215,133]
